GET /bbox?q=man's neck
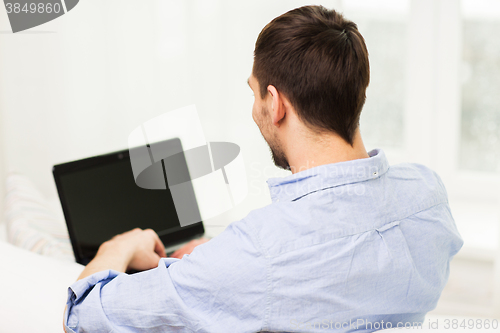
[285,128,370,174]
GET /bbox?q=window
[342,0,410,150]
[460,0,500,173]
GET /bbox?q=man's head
[249,5,370,170]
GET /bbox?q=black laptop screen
[54,139,204,264]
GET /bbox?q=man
[64,5,463,332]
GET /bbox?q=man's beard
[259,106,290,171]
[269,138,290,171]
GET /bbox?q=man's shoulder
[386,162,449,203]
[227,161,452,258]
[229,204,277,235]
[227,203,292,249]
[388,161,442,180]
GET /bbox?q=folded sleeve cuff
[161,257,181,267]
[69,269,121,303]
[64,269,121,332]
[64,259,180,332]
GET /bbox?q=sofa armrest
[0,241,84,332]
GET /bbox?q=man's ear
[268,85,285,126]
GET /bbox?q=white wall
[0,0,346,232]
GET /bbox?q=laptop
[53,138,205,266]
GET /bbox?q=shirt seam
[245,220,272,332]
[290,174,384,202]
[266,198,449,258]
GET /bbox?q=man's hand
[101,228,167,271]
[77,228,166,281]
[170,238,210,259]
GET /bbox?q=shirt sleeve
[64,220,268,333]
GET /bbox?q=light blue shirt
[64,148,463,332]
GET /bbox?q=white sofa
[0,241,83,332]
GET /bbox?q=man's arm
[63,222,265,332]
[64,228,166,332]
[63,228,211,331]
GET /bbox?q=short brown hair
[253,5,370,146]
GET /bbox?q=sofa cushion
[4,173,74,261]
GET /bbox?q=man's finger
[148,229,166,257]
[133,252,161,271]
[149,252,162,268]
[155,241,167,258]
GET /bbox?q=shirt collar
[266,148,389,203]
